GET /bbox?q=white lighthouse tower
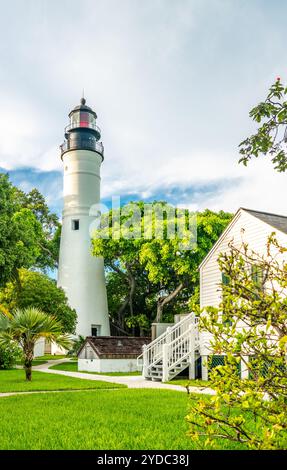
[57,98,110,337]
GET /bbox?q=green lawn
[16,360,47,367]
[0,389,247,450]
[166,377,211,388]
[36,354,71,360]
[0,370,125,393]
[49,361,141,376]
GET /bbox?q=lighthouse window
[91,325,101,337]
[91,326,98,337]
[72,219,79,230]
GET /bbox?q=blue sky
[1,0,287,215]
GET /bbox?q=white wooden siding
[78,343,98,360]
[199,209,287,355]
[200,209,287,310]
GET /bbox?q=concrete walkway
[31,359,215,395]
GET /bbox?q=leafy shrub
[67,336,85,356]
[0,343,21,370]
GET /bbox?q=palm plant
[67,335,85,356]
[0,307,71,381]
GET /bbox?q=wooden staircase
[139,313,199,382]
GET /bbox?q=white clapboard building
[140,208,287,382]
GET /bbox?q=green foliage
[0,174,41,286]
[67,335,85,356]
[0,174,60,288]
[0,269,77,334]
[92,202,232,329]
[11,186,60,270]
[0,307,71,381]
[187,235,287,449]
[239,78,287,171]
[106,269,160,335]
[0,342,21,370]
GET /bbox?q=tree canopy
[0,173,60,287]
[0,269,77,334]
[92,202,232,332]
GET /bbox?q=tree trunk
[129,275,136,317]
[23,345,34,381]
[156,283,184,322]
[38,242,59,269]
[114,268,136,332]
[128,273,136,335]
[109,262,131,329]
[117,294,130,329]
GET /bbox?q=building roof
[78,336,150,358]
[68,98,97,118]
[242,208,287,235]
[199,207,287,270]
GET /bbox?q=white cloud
[1,0,287,216]
[212,159,287,215]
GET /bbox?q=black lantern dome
[60,98,104,159]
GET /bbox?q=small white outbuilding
[78,336,150,373]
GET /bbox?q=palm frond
[2,307,72,350]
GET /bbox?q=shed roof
[78,336,150,358]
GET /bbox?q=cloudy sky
[1,0,287,216]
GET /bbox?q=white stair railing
[139,312,198,379]
[163,316,199,381]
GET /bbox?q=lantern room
[60,98,104,158]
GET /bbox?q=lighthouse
[57,98,110,337]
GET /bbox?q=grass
[49,361,142,376]
[16,360,47,367]
[0,369,126,393]
[166,377,211,388]
[36,354,71,360]
[0,389,248,450]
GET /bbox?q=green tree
[12,185,60,269]
[139,209,232,322]
[0,307,71,381]
[0,173,61,287]
[0,269,77,334]
[106,269,160,335]
[187,235,287,449]
[92,202,232,328]
[239,78,287,172]
[0,174,42,286]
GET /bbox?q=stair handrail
[138,312,194,362]
[162,314,197,381]
[140,312,196,376]
[146,312,195,352]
